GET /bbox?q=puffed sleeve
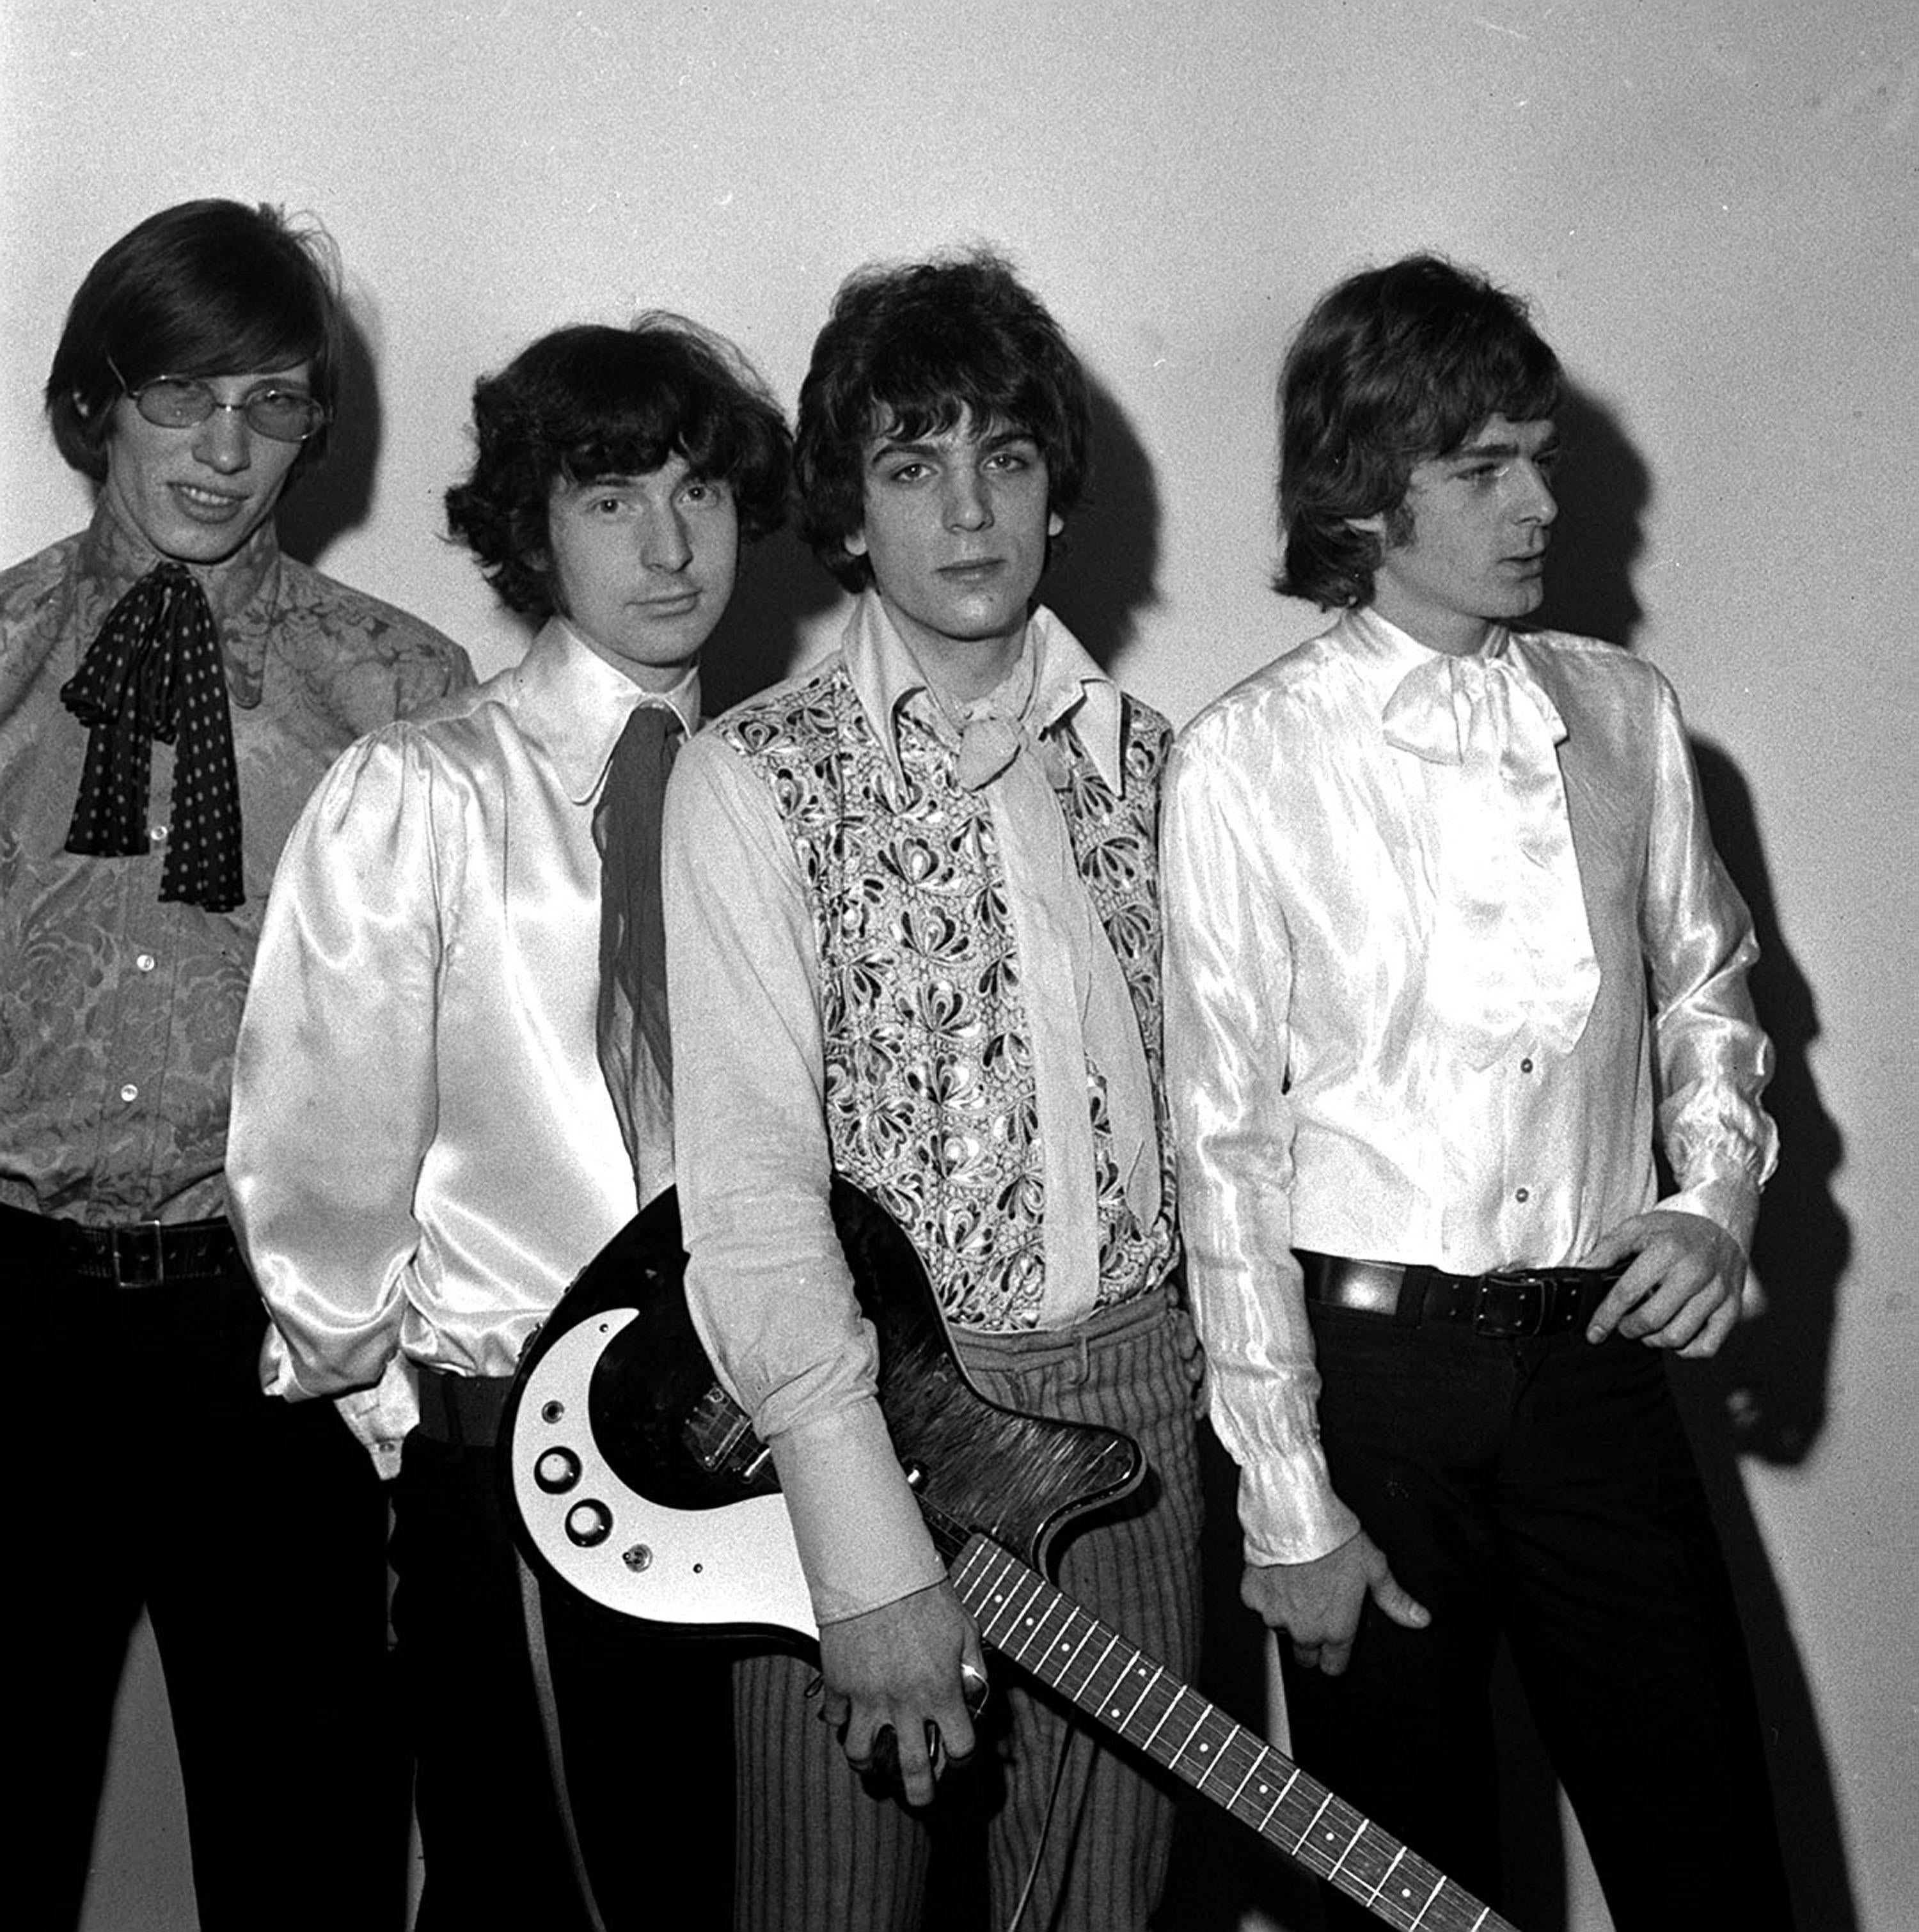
[1638,672,1777,1252]
[227,726,447,1400]
[1162,721,1361,1566]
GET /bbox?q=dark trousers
[1281,1305,1794,1932]
[12,1233,405,1931]
[394,1423,734,1931]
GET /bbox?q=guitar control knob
[564,1500,613,1548]
[533,1448,581,1495]
[622,1544,652,1573]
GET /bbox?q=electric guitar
[501,1179,1519,1932]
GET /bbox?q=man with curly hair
[1,197,470,1932]
[665,250,1203,1931]
[228,316,791,1928]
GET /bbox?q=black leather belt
[415,1365,514,1448]
[3,1202,238,1288]
[1296,1250,1626,1340]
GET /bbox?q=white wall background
[4,3,1912,1928]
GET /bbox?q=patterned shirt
[665,592,1176,1621]
[0,497,472,1225]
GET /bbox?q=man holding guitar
[228,318,790,1928]
[663,250,1204,1931]
[1162,256,1794,1928]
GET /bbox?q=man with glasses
[0,198,470,1931]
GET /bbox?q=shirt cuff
[770,1399,945,1625]
[1232,1447,1363,1570]
[331,1357,420,1480]
[258,1322,314,1401]
[1657,1174,1760,1259]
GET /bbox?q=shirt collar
[513,617,701,805]
[1336,604,1509,685]
[841,589,1125,792]
[1334,607,1564,765]
[77,492,284,708]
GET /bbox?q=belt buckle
[1474,1270,1546,1339]
[111,1220,168,1289]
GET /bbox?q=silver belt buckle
[111,1220,168,1288]
[1474,1270,1546,1338]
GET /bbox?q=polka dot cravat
[59,560,246,913]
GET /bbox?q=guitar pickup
[684,1381,773,1481]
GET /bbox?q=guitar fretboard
[952,1534,1517,1932]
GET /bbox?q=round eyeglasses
[112,362,328,444]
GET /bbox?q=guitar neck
[951,1533,1517,1932]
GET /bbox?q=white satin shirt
[1162,609,1776,1565]
[228,619,693,1421]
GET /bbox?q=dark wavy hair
[1276,255,1562,609]
[44,199,343,485]
[444,317,792,621]
[795,248,1091,592]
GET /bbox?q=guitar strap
[517,1550,611,1932]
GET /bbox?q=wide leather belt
[3,1202,237,1288]
[415,1365,514,1448]
[1295,1250,1627,1340]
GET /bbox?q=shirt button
[135,953,157,973]
[120,1083,139,1103]
[1520,1057,1534,1073]
[1515,1186,1531,1203]
[150,824,168,844]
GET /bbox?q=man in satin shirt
[0,198,470,1931]
[665,252,1201,1931]
[1162,256,1792,1928]
[227,319,790,1928]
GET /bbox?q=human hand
[1241,1530,1429,1676]
[816,1578,985,1807]
[1580,1209,1747,1356]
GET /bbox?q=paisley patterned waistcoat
[718,662,1179,1333]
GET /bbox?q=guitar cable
[999,1711,1077,1932]
[518,1551,612,1932]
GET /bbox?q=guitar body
[501,1176,1142,1639]
[504,1181,1520,1932]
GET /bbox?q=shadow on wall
[1678,737,1858,1932]
[277,309,381,568]
[1543,379,1855,1929]
[1551,375,1858,1930]
[1038,373,1163,673]
[1534,384,1648,652]
[702,523,841,717]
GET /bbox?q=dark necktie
[59,561,245,913]
[594,704,678,1161]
